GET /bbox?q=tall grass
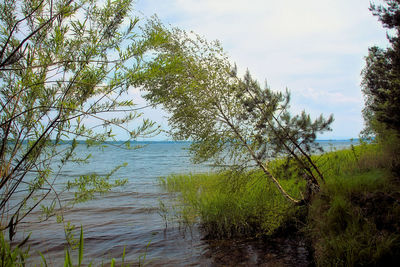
[0,232,29,266]
[308,143,400,266]
[161,143,400,265]
[160,170,304,238]
[314,142,393,178]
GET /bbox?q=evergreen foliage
[138,22,333,204]
[362,0,400,136]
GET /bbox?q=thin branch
[0,0,46,61]
[0,104,151,129]
[0,59,125,71]
[235,75,324,184]
[215,101,300,204]
[0,0,75,69]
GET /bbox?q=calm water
[14,140,355,266]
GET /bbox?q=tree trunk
[300,173,320,205]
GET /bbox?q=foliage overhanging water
[14,140,355,265]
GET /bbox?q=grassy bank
[160,170,303,238]
[308,143,400,266]
[161,143,400,265]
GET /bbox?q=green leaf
[78,225,84,267]
[39,251,48,267]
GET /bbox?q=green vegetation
[0,0,166,239]
[160,171,302,238]
[0,226,134,266]
[1,0,399,265]
[0,0,168,264]
[139,21,332,205]
[154,1,400,264]
[301,2,400,263]
[362,0,400,136]
[0,231,29,266]
[308,169,400,266]
[308,146,400,266]
[160,143,400,266]
[361,0,400,174]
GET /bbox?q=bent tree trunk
[302,175,321,205]
[219,109,304,204]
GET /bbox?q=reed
[160,170,303,238]
[0,232,29,266]
[0,227,131,266]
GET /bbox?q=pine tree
[138,23,333,204]
[362,0,400,135]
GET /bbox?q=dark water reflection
[19,202,312,266]
[12,141,352,266]
[203,237,312,267]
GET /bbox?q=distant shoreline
[57,139,360,144]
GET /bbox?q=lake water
[14,140,356,266]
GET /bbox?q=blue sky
[129,0,389,140]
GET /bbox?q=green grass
[161,142,400,266]
[3,142,398,266]
[160,169,304,239]
[308,169,400,266]
[313,142,391,177]
[308,143,400,266]
[0,232,29,266]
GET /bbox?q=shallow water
[13,141,354,266]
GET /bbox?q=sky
[130,0,389,140]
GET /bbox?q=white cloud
[295,87,362,105]
[134,0,389,139]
